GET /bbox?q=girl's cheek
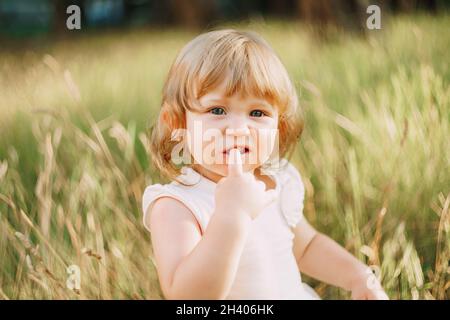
[187,130,223,166]
[256,129,279,163]
[184,127,203,165]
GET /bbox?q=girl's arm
[293,219,388,299]
[148,150,275,300]
[148,197,251,300]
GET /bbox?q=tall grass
[0,15,449,299]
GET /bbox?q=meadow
[0,14,449,299]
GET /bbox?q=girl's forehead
[197,81,228,101]
[199,86,273,107]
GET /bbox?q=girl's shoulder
[269,159,306,228]
[142,168,215,233]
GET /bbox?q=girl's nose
[225,127,250,137]
[225,115,251,137]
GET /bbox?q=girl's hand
[215,148,277,220]
[350,270,389,300]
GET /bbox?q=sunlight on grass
[0,15,449,299]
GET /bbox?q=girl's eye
[250,110,265,117]
[209,107,226,115]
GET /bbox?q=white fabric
[142,159,320,300]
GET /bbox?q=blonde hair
[149,29,303,181]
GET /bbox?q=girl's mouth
[223,146,250,155]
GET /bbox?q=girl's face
[185,82,279,180]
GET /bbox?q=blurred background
[0,0,449,300]
[0,0,447,37]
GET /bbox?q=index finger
[227,148,243,177]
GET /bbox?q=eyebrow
[204,98,226,102]
[200,97,274,109]
[199,97,227,104]
[246,99,274,109]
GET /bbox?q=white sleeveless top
[142,159,320,300]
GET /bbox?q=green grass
[0,14,449,299]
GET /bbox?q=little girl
[142,29,388,300]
